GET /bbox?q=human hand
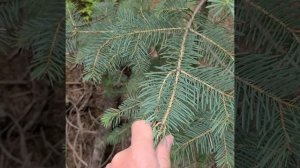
[105,120,174,168]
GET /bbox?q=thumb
[156,135,173,168]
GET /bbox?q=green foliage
[78,0,96,20]
[69,0,107,20]
[235,0,300,167]
[207,0,234,19]
[101,69,128,99]
[67,0,234,167]
[0,0,65,83]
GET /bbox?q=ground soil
[0,50,65,167]
[66,64,122,168]
[0,49,120,168]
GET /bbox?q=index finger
[131,120,155,155]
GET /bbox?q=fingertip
[131,120,153,137]
[132,120,151,128]
[165,134,174,148]
[105,163,111,168]
[157,134,174,151]
[156,135,173,168]
[131,120,154,150]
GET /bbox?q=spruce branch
[181,70,233,98]
[69,0,235,166]
[41,17,65,79]
[175,129,212,151]
[189,28,234,59]
[157,0,208,137]
[235,0,300,167]
[235,76,299,109]
[156,70,177,113]
[245,0,300,43]
[83,27,185,82]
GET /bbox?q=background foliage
[0,0,65,167]
[0,0,65,83]
[235,0,300,167]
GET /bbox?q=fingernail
[165,135,174,148]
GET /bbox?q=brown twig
[66,126,88,167]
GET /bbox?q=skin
[105,120,174,168]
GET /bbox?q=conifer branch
[159,0,207,135]
[278,104,292,153]
[112,102,141,118]
[182,70,233,98]
[156,70,177,113]
[235,76,299,109]
[189,28,234,59]
[222,135,230,164]
[116,27,185,37]
[90,39,111,78]
[67,6,76,27]
[42,17,65,78]
[245,0,300,43]
[76,30,113,34]
[67,0,236,166]
[222,95,231,120]
[176,129,212,151]
[87,27,185,79]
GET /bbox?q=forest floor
[0,51,120,167]
[66,64,122,168]
[0,50,65,167]
[0,52,125,168]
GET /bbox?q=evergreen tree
[67,0,234,167]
